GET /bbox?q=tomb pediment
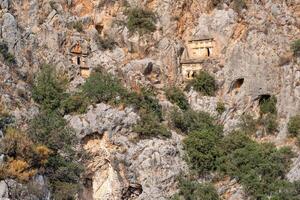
[181,37,215,62]
[70,43,82,54]
[180,37,215,80]
[69,40,90,55]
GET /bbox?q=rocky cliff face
[0,0,299,199]
[66,103,187,200]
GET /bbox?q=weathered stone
[0,181,9,199]
[66,103,139,140]
[0,0,9,10]
[2,13,19,51]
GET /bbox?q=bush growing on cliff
[32,65,67,111]
[7,63,84,198]
[217,131,294,199]
[95,36,117,51]
[125,88,163,120]
[171,178,220,200]
[126,8,156,34]
[259,95,277,114]
[232,0,247,13]
[82,70,126,104]
[29,111,83,199]
[0,128,51,182]
[46,154,83,200]
[124,88,167,138]
[166,87,189,110]
[183,129,222,175]
[288,115,300,137]
[188,71,217,96]
[29,111,76,153]
[180,108,297,199]
[291,39,300,57]
[0,109,13,132]
[133,110,171,138]
[216,101,225,115]
[171,109,222,134]
[60,94,88,114]
[73,21,83,32]
[259,113,278,135]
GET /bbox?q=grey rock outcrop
[68,103,187,200]
[0,0,9,10]
[66,103,139,140]
[2,13,19,52]
[0,1,299,200]
[121,133,187,200]
[287,153,300,182]
[0,181,9,200]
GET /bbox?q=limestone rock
[2,13,19,51]
[66,103,139,140]
[0,181,9,199]
[287,154,300,182]
[0,0,9,10]
[121,132,187,200]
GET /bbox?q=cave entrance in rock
[228,78,244,93]
[81,132,104,145]
[259,94,271,105]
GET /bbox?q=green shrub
[0,128,52,182]
[291,39,300,57]
[133,111,171,138]
[0,42,16,65]
[269,180,300,200]
[46,154,83,183]
[47,154,83,200]
[125,88,167,138]
[259,95,277,114]
[240,113,278,135]
[60,94,88,114]
[30,111,83,199]
[183,129,221,174]
[217,132,294,199]
[0,112,13,132]
[217,131,252,156]
[82,70,126,104]
[288,115,300,137]
[30,64,84,199]
[29,111,76,153]
[216,101,225,115]
[165,87,189,110]
[51,181,79,200]
[259,114,278,135]
[95,36,117,51]
[232,0,247,13]
[73,21,83,32]
[125,88,163,120]
[189,71,217,96]
[32,65,67,111]
[171,109,222,134]
[172,178,220,200]
[126,8,156,34]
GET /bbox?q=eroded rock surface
[0,0,299,199]
[67,103,187,200]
